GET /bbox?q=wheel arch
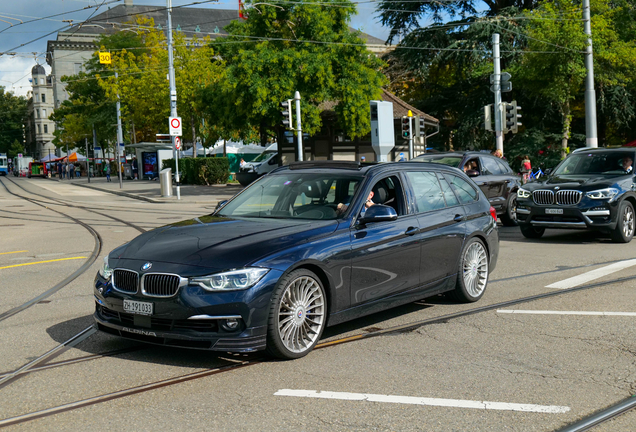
[280,260,335,323]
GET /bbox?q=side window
[366,175,405,216]
[405,171,445,213]
[446,174,479,204]
[481,157,503,175]
[436,173,459,207]
[495,159,511,174]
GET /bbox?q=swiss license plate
[123,299,153,316]
[545,208,563,215]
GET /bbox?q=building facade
[26,65,57,159]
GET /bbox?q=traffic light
[401,116,411,139]
[503,101,522,134]
[279,100,292,130]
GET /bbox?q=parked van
[236,143,278,186]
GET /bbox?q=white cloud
[0,56,48,97]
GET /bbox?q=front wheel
[610,201,634,243]
[450,238,489,303]
[266,269,327,359]
[520,224,545,239]
[500,194,518,227]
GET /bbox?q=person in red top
[521,155,532,183]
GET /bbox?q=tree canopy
[0,88,28,155]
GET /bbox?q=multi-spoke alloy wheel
[611,201,635,243]
[622,205,634,238]
[451,238,489,302]
[267,269,326,359]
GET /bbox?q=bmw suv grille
[113,269,139,293]
[142,274,182,297]
[533,190,555,205]
[556,190,582,206]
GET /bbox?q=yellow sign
[99,52,111,64]
[407,109,413,117]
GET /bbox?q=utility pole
[115,71,124,188]
[93,124,97,179]
[167,0,181,198]
[294,91,303,161]
[407,110,414,160]
[85,137,90,184]
[583,0,598,148]
[492,33,503,155]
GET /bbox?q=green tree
[7,139,24,159]
[0,87,28,154]
[205,0,387,146]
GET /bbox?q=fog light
[98,287,104,294]
[222,318,239,331]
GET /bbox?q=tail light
[489,206,497,221]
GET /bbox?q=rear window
[405,171,446,213]
[446,174,479,204]
[414,156,463,168]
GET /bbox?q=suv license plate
[545,208,563,215]
[123,299,153,316]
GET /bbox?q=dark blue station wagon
[94,161,499,359]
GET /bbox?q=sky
[0,0,392,97]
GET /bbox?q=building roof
[319,89,439,123]
[31,64,46,75]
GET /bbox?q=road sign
[490,81,512,93]
[175,137,182,150]
[17,153,22,158]
[169,117,182,136]
[490,72,511,84]
[99,52,111,64]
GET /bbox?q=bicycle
[527,167,545,182]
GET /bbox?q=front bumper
[94,268,282,352]
[516,198,617,230]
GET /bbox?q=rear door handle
[453,214,464,222]
[405,227,419,236]
[477,182,489,186]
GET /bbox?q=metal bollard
[160,168,172,197]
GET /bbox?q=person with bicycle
[521,155,532,184]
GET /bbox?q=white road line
[498,310,636,317]
[545,258,636,289]
[274,389,570,414]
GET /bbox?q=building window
[35,94,39,103]
[37,124,41,134]
[41,94,46,103]
[40,78,44,85]
[36,109,39,118]
[44,124,48,133]
[42,108,47,118]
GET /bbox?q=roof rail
[289,161,361,170]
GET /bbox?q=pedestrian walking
[69,163,75,180]
[521,155,532,184]
[132,157,138,180]
[104,162,111,182]
[57,162,63,180]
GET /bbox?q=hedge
[162,157,230,185]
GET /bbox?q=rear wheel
[520,224,545,239]
[500,194,518,227]
[450,238,489,303]
[610,201,634,243]
[266,269,327,359]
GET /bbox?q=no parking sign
[175,137,182,150]
[169,117,182,136]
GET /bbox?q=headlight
[190,268,269,291]
[517,188,532,199]
[586,188,619,200]
[99,256,112,280]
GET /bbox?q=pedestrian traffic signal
[401,116,411,139]
[503,101,522,134]
[280,100,292,130]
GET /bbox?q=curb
[71,182,162,203]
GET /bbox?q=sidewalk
[48,175,244,205]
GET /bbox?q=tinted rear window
[414,156,463,168]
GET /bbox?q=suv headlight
[517,188,532,199]
[190,268,269,291]
[586,188,619,200]
[99,256,112,280]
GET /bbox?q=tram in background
[0,153,7,176]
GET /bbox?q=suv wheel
[610,201,634,243]
[520,224,545,239]
[500,194,518,227]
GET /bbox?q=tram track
[1,272,635,429]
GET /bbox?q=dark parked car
[94,161,499,359]
[414,152,521,226]
[516,148,636,243]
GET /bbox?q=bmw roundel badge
[141,262,153,271]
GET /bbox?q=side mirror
[215,200,228,213]
[466,169,479,177]
[544,168,552,175]
[359,205,398,224]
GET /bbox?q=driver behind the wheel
[622,156,633,173]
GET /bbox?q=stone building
[25,65,57,159]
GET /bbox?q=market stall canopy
[40,154,58,162]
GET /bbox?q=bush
[161,157,230,185]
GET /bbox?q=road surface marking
[274,389,570,414]
[0,257,86,270]
[546,258,636,289]
[0,250,27,255]
[498,310,636,317]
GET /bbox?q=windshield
[553,151,635,176]
[252,151,276,163]
[414,156,462,168]
[218,172,363,220]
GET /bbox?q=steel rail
[1,273,635,428]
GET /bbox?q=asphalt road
[0,176,635,431]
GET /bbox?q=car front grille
[555,190,582,205]
[97,305,218,332]
[113,269,139,293]
[533,190,555,205]
[143,274,181,297]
